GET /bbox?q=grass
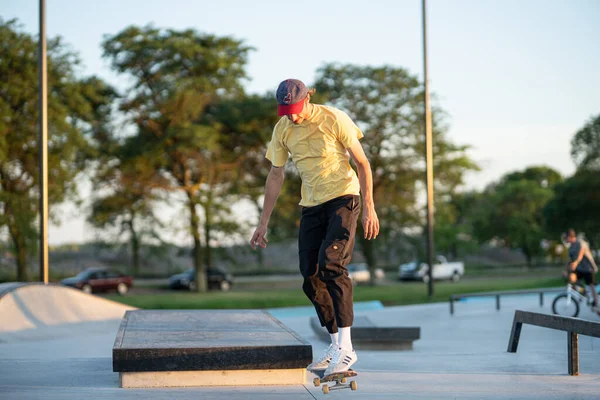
[105,276,564,310]
[463,263,564,278]
[354,277,563,306]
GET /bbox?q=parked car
[168,267,234,292]
[347,263,385,284]
[347,263,371,284]
[61,267,133,295]
[398,256,464,283]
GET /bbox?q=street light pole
[422,0,435,297]
[39,0,49,283]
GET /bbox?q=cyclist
[565,229,600,315]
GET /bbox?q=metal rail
[449,287,564,315]
[507,310,600,375]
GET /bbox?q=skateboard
[311,369,358,394]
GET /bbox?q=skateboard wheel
[313,378,320,387]
[341,377,347,383]
[351,381,358,391]
[322,385,330,394]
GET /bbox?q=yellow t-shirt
[265,104,364,207]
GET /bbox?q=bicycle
[552,282,598,318]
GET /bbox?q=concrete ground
[1,285,599,399]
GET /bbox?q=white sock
[338,326,353,351]
[330,332,339,346]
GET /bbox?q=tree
[571,114,600,171]
[544,170,600,248]
[89,151,168,275]
[204,93,305,266]
[102,25,253,291]
[434,191,481,259]
[542,115,600,250]
[472,167,561,266]
[202,94,274,264]
[504,166,563,188]
[0,19,114,280]
[314,63,478,280]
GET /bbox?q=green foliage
[102,25,260,291]
[0,19,113,279]
[544,170,600,246]
[503,166,563,188]
[543,115,600,248]
[471,166,561,265]
[210,93,302,243]
[89,153,168,274]
[433,192,480,258]
[571,114,600,171]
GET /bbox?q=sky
[2,0,600,245]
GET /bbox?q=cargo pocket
[324,239,346,261]
[320,239,349,279]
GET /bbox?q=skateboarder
[250,79,379,376]
[565,229,600,314]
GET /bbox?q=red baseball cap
[276,79,308,116]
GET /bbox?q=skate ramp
[0,282,135,341]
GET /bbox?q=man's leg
[320,195,361,375]
[580,271,600,314]
[298,204,338,334]
[319,195,360,330]
[590,284,599,306]
[587,272,599,313]
[299,205,341,371]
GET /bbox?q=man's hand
[569,261,577,271]
[250,225,269,250]
[362,203,380,240]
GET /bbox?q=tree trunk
[381,226,390,264]
[523,246,533,268]
[8,222,28,281]
[128,217,140,276]
[450,241,458,261]
[203,196,213,269]
[187,193,207,292]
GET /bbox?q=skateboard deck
[311,369,358,394]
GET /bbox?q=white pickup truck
[398,255,465,283]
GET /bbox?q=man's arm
[570,241,586,270]
[250,165,285,250]
[347,141,379,240]
[583,241,599,272]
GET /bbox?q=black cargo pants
[298,194,360,334]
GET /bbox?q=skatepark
[1,282,599,399]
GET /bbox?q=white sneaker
[323,347,357,376]
[307,344,337,371]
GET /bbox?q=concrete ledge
[310,316,420,350]
[113,310,312,373]
[120,368,307,388]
